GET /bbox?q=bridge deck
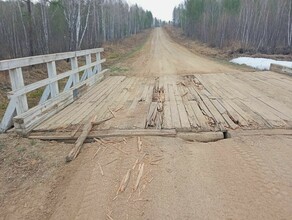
[31,71,292,139]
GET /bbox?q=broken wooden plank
[117,169,132,194]
[66,116,96,162]
[134,163,144,191]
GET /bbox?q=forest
[173,0,292,54]
[0,0,159,59]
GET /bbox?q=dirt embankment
[164,25,292,61]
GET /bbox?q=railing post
[71,57,79,85]
[47,61,59,98]
[96,52,102,73]
[9,68,28,114]
[86,54,93,78]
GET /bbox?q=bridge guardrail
[0,48,107,134]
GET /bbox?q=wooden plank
[161,77,172,129]
[0,99,17,132]
[40,76,115,130]
[186,86,213,131]
[241,98,288,128]
[217,99,249,127]
[178,84,200,129]
[211,99,239,130]
[14,72,107,134]
[162,101,173,129]
[173,81,191,130]
[39,86,51,104]
[189,101,211,131]
[270,64,292,77]
[66,116,96,162]
[0,48,104,70]
[54,76,125,129]
[29,129,178,141]
[35,76,114,130]
[97,78,138,130]
[168,84,181,128]
[233,99,272,128]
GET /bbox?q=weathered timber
[29,129,177,142]
[270,64,292,77]
[14,71,107,136]
[177,132,224,143]
[66,116,97,162]
[0,48,106,133]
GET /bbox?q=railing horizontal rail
[8,59,105,98]
[0,48,104,71]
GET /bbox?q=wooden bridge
[1,48,292,141]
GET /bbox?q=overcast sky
[128,0,183,21]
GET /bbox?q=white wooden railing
[0,48,107,134]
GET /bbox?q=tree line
[0,0,158,59]
[173,0,292,54]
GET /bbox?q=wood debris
[134,163,144,191]
[137,137,142,152]
[103,158,118,167]
[114,106,123,112]
[113,145,128,155]
[106,214,114,220]
[98,162,104,176]
[133,198,151,202]
[151,157,164,163]
[66,115,96,162]
[177,82,186,87]
[148,177,154,183]
[139,153,147,163]
[182,91,188,97]
[70,124,82,137]
[145,86,165,129]
[92,146,101,159]
[117,169,132,195]
[92,116,114,126]
[132,159,139,170]
[108,108,116,118]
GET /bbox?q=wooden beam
[270,64,292,77]
[9,68,28,114]
[71,57,79,86]
[47,61,59,98]
[0,48,104,71]
[29,129,178,141]
[66,116,96,162]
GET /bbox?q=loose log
[66,116,96,162]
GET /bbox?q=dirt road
[120,28,240,76]
[44,28,292,220]
[2,28,291,220]
[48,134,292,220]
